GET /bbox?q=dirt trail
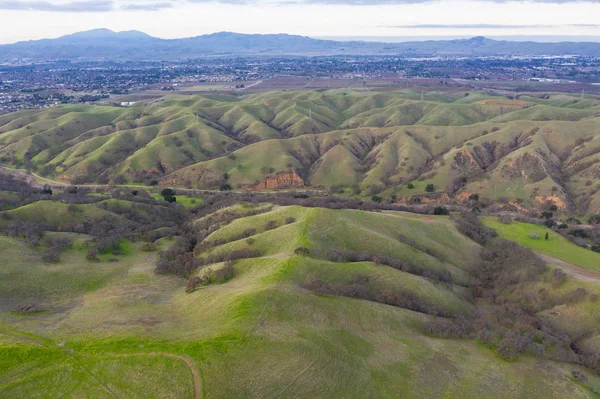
[99,352,203,399]
[0,166,86,188]
[0,329,203,399]
[0,327,51,347]
[538,254,600,282]
[1,165,325,196]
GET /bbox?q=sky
[1,0,600,44]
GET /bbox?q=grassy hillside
[482,217,600,272]
[2,89,600,214]
[2,191,600,398]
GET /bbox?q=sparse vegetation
[2,88,600,398]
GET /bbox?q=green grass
[2,189,600,395]
[201,207,478,285]
[482,217,600,272]
[2,89,600,215]
[3,84,600,398]
[4,201,114,228]
[149,193,203,207]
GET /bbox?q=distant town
[2,54,600,112]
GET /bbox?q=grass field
[2,196,600,395]
[3,238,597,398]
[482,217,600,272]
[149,193,203,207]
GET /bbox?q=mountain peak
[60,29,152,40]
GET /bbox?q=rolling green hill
[3,88,600,398]
[2,196,600,398]
[2,89,600,215]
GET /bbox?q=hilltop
[1,89,600,216]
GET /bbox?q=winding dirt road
[538,254,600,283]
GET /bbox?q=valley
[2,88,600,398]
[2,89,600,216]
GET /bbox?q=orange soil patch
[534,195,567,209]
[246,171,304,191]
[455,191,473,201]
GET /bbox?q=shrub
[42,247,60,262]
[551,268,567,288]
[451,212,496,246]
[528,231,540,240]
[497,336,527,361]
[371,195,383,203]
[433,206,449,215]
[43,236,73,250]
[141,242,157,252]
[41,184,53,195]
[246,237,255,245]
[424,317,472,338]
[425,184,435,193]
[185,276,206,293]
[264,220,278,231]
[570,229,589,238]
[285,217,296,224]
[499,215,512,224]
[327,249,345,262]
[469,193,480,201]
[544,220,557,229]
[211,261,235,283]
[294,247,311,256]
[407,183,415,189]
[161,188,177,203]
[572,370,587,383]
[86,248,99,261]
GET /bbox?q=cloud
[309,0,600,3]
[385,24,556,28]
[301,0,429,3]
[187,0,253,3]
[0,0,113,11]
[384,23,600,29]
[187,0,431,3]
[190,0,600,4]
[4,0,600,12]
[120,1,172,9]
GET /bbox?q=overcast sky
[1,0,600,43]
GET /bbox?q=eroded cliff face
[246,171,304,190]
[533,195,567,209]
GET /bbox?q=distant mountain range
[3,29,600,60]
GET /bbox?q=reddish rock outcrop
[246,171,304,191]
[533,195,567,209]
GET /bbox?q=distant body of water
[315,36,600,43]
